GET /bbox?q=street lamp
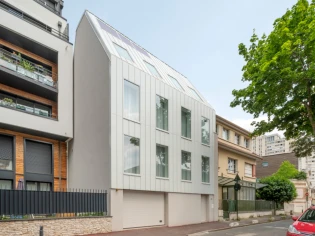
[234,173,241,220]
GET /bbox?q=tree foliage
[273,161,307,179]
[231,0,315,143]
[257,176,297,204]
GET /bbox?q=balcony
[0,48,57,101]
[0,1,69,42]
[0,92,56,120]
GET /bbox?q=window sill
[202,182,211,185]
[244,175,256,179]
[156,128,169,134]
[124,173,141,177]
[156,177,169,180]
[181,180,192,183]
[202,143,211,147]
[123,118,141,124]
[181,136,192,141]
[227,171,237,175]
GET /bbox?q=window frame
[0,133,15,188]
[123,135,140,175]
[201,117,210,145]
[156,144,169,178]
[181,107,192,139]
[156,95,169,131]
[113,43,133,62]
[0,179,13,190]
[26,181,52,191]
[244,138,250,149]
[188,87,203,102]
[244,163,253,177]
[144,61,161,78]
[181,151,192,181]
[168,75,185,92]
[123,79,140,122]
[222,128,229,141]
[201,156,210,183]
[234,134,240,145]
[227,158,237,174]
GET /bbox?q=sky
[63,0,297,133]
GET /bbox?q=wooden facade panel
[0,128,67,189]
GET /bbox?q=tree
[230,0,315,146]
[257,176,297,205]
[273,161,307,180]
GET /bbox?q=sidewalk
[87,215,289,236]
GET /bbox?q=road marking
[264,226,288,230]
[234,234,257,236]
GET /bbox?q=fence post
[39,226,44,236]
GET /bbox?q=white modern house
[0,0,72,191]
[68,11,217,231]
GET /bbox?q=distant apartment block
[252,133,293,157]
[299,156,315,188]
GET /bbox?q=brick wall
[0,128,67,190]
[0,217,112,236]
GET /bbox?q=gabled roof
[83,11,212,107]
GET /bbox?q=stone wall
[0,217,112,236]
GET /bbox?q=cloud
[232,116,284,137]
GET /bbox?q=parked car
[287,206,315,235]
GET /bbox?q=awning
[218,176,267,189]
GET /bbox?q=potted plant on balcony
[21,59,36,80]
[0,53,16,72]
[2,98,15,108]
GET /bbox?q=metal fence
[0,189,107,219]
[219,200,284,212]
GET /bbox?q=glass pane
[35,103,51,117]
[202,156,210,183]
[169,75,184,92]
[26,182,37,191]
[0,179,12,190]
[40,182,51,191]
[124,80,140,121]
[156,95,168,131]
[201,117,210,145]
[156,145,168,178]
[17,98,34,113]
[144,61,161,78]
[113,43,133,62]
[181,107,191,138]
[0,160,12,170]
[188,87,203,102]
[124,135,140,174]
[228,187,235,200]
[0,92,15,108]
[181,151,191,181]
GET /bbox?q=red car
[287,206,315,235]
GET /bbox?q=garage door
[201,195,207,222]
[123,191,165,228]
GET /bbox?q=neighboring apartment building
[68,11,217,231]
[299,156,315,188]
[216,116,261,202]
[256,153,298,179]
[252,133,292,156]
[0,0,73,191]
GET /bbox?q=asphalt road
[206,220,292,236]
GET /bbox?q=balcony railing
[0,48,57,89]
[0,1,69,41]
[0,98,55,119]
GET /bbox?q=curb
[188,218,288,236]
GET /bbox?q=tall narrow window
[113,43,133,62]
[156,145,168,178]
[228,158,237,173]
[201,117,210,145]
[222,128,229,141]
[188,87,203,102]
[181,151,191,181]
[244,138,250,149]
[181,107,191,139]
[124,135,140,174]
[245,163,253,177]
[202,156,210,183]
[235,134,240,145]
[169,75,184,92]
[144,61,161,78]
[156,95,168,131]
[0,134,13,171]
[124,80,140,121]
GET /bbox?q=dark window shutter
[25,140,52,175]
[0,135,13,161]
